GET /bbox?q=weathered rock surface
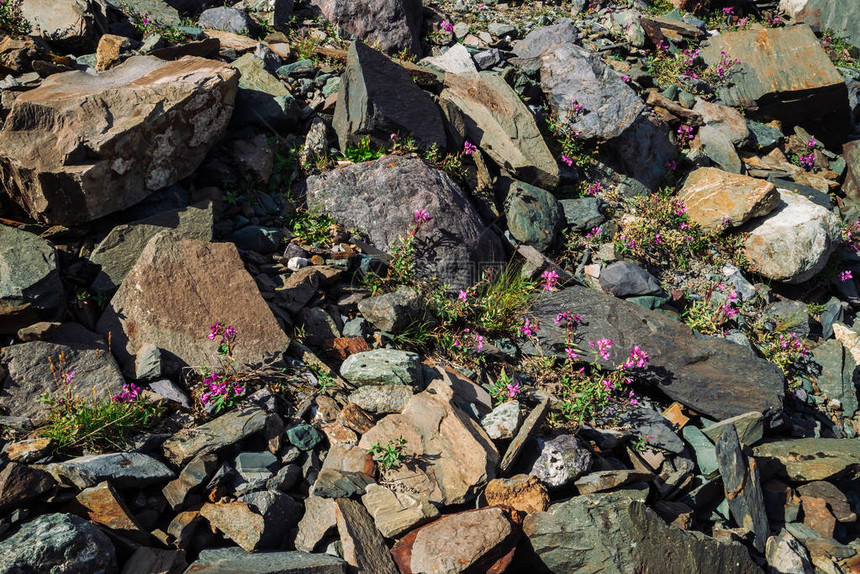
[810,339,859,419]
[340,349,424,388]
[504,180,564,251]
[334,41,445,151]
[361,483,439,538]
[348,385,413,414]
[97,233,289,373]
[185,547,347,573]
[531,434,593,488]
[306,155,504,289]
[201,491,300,552]
[0,56,239,225]
[0,462,56,513]
[51,452,175,489]
[522,493,761,573]
[0,225,65,334]
[230,53,301,128]
[701,26,849,141]
[335,497,400,574]
[484,474,550,514]
[20,0,101,51]
[527,287,785,419]
[599,261,664,298]
[743,190,841,284]
[162,405,267,466]
[309,0,422,56]
[72,481,149,543]
[356,286,425,333]
[441,72,559,188]
[358,379,499,506]
[89,202,213,292]
[678,168,780,231]
[753,438,860,481]
[294,494,337,553]
[480,400,521,440]
[780,0,860,49]
[0,323,125,420]
[0,513,117,574]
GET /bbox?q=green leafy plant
[286,209,339,247]
[342,136,386,163]
[487,367,522,406]
[749,328,808,389]
[0,0,29,36]
[310,364,336,394]
[368,437,408,470]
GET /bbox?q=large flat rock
[309,0,422,56]
[97,233,289,374]
[526,287,785,420]
[0,56,238,225]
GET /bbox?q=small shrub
[342,136,386,163]
[0,0,30,37]
[197,322,247,413]
[285,209,339,247]
[368,437,408,470]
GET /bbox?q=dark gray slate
[231,53,301,129]
[810,339,858,418]
[0,513,117,574]
[599,261,664,298]
[306,155,504,289]
[0,323,125,420]
[0,225,65,334]
[198,7,255,33]
[522,493,762,574]
[185,547,346,573]
[333,41,445,152]
[51,452,176,489]
[560,197,606,233]
[308,0,422,56]
[511,19,579,73]
[526,287,786,420]
[504,180,564,252]
[356,286,425,332]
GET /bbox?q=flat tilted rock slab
[527,287,785,420]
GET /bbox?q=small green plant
[487,367,522,406]
[40,354,163,453]
[223,189,241,206]
[820,28,860,70]
[0,0,30,36]
[749,328,808,389]
[198,322,247,413]
[546,102,599,169]
[680,284,742,337]
[269,140,301,195]
[286,209,339,247]
[368,437,408,470]
[310,365,336,394]
[807,302,828,316]
[644,0,674,16]
[342,136,386,163]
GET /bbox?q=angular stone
[683,425,719,478]
[574,470,652,495]
[678,167,780,231]
[780,0,860,49]
[20,0,99,51]
[0,462,56,513]
[162,405,267,466]
[714,424,769,552]
[693,99,750,146]
[701,411,764,445]
[801,496,836,538]
[340,349,424,389]
[309,0,422,56]
[358,380,499,506]
[420,43,476,74]
[361,483,439,538]
[796,481,856,523]
[0,225,64,334]
[560,197,606,233]
[485,475,549,515]
[810,339,859,419]
[500,392,550,473]
[356,286,424,333]
[286,423,323,451]
[844,140,860,210]
[306,155,504,289]
[230,53,300,128]
[0,323,125,420]
[510,20,578,72]
[392,507,519,574]
[198,6,255,33]
[97,233,289,374]
[754,438,860,481]
[766,529,814,574]
[480,400,522,440]
[90,202,213,292]
[523,494,760,574]
[334,41,445,151]
[51,452,175,489]
[201,491,300,552]
[599,260,664,298]
[0,56,238,225]
[441,72,559,189]
[335,497,400,574]
[163,452,219,510]
[71,481,149,543]
[527,287,785,419]
[294,494,337,553]
[531,434,592,488]
[348,385,413,414]
[0,513,117,574]
[504,180,564,251]
[184,547,347,573]
[148,379,191,409]
[120,547,187,574]
[743,189,841,284]
[5,437,53,463]
[701,26,849,141]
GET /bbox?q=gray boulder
[357,286,425,333]
[504,180,564,252]
[20,0,102,51]
[306,155,504,289]
[231,53,301,128]
[511,20,579,73]
[599,261,664,298]
[185,547,346,573]
[198,6,255,33]
[309,0,422,56]
[531,434,592,488]
[0,513,117,574]
[779,0,860,49]
[0,225,65,334]
[340,349,424,389]
[50,452,176,489]
[334,41,446,152]
[348,384,413,414]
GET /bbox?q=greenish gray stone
[198,6,254,33]
[105,0,181,27]
[504,180,564,252]
[810,339,858,418]
[559,197,605,233]
[753,438,860,481]
[699,125,742,174]
[356,286,424,333]
[162,405,268,466]
[701,411,764,445]
[0,513,117,574]
[229,225,284,253]
[231,53,300,128]
[322,76,340,97]
[678,90,695,108]
[348,384,413,414]
[186,546,346,573]
[286,423,323,450]
[522,493,761,574]
[236,451,278,482]
[0,225,64,334]
[340,349,424,389]
[682,425,719,478]
[480,400,522,440]
[51,452,176,489]
[747,120,782,150]
[276,59,315,79]
[90,202,213,292]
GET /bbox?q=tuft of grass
[285,209,339,247]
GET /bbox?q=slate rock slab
[309,0,423,56]
[184,547,347,573]
[526,287,785,420]
[753,438,860,481]
[162,405,267,466]
[0,56,238,225]
[51,452,176,489]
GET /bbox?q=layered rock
[678,168,780,231]
[0,56,238,225]
[309,0,423,56]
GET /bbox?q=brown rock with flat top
[95,34,129,71]
[801,497,837,538]
[484,475,550,515]
[0,56,239,225]
[678,168,780,231]
[71,481,149,543]
[797,481,856,523]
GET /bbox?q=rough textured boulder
[843,140,860,211]
[0,56,239,225]
[0,225,65,334]
[522,493,761,573]
[306,155,504,289]
[20,0,101,51]
[230,53,301,128]
[162,405,267,466]
[185,547,347,573]
[0,513,117,574]
[678,168,780,231]
[334,41,446,151]
[0,323,125,421]
[701,26,849,142]
[780,0,860,49]
[441,72,559,189]
[743,190,841,284]
[309,0,422,56]
[511,19,579,73]
[753,438,860,481]
[526,287,786,420]
[504,180,564,252]
[96,233,289,374]
[89,202,213,292]
[358,379,499,506]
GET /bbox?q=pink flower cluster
[440,20,453,33]
[112,383,141,403]
[624,346,649,369]
[520,318,539,337]
[209,321,236,341]
[589,338,613,361]
[541,269,559,291]
[463,141,477,155]
[200,372,244,406]
[413,209,432,223]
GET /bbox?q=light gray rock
[340,349,424,389]
[198,6,255,33]
[531,434,592,488]
[184,547,346,573]
[766,529,815,574]
[361,483,439,538]
[294,494,337,553]
[20,0,101,51]
[599,261,664,298]
[309,0,422,56]
[162,405,268,466]
[420,43,476,74]
[348,384,414,414]
[480,401,522,440]
[356,286,424,333]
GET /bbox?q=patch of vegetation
[644,0,675,16]
[342,136,386,163]
[368,437,408,470]
[285,208,339,247]
[0,0,30,37]
[820,28,860,70]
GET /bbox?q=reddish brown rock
[801,496,837,538]
[95,34,129,71]
[323,337,371,360]
[97,233,289,373]
[5,437,53,463]
[339,403,376,434]
[797,481,856,523]
[70,481,149,543]
[678,167,779,231]
[484,475,550,515]
[0,462,56,513]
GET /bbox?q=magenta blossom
[560,155,573,167]
[413,209,432,223]
[541,269,559,291]
[520,318,539,337]
[112,383,141,403]
[506,381,521,399]
[624,345,649,369]
[63,370,76,385]
[440,20,453,32]
[565,348,579,360]
[589,338,613,361]
[458,290,468,301]
[463,141,477,155]
[208,321,221,340]
[840,270,853,282]
[555,312,582,326]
